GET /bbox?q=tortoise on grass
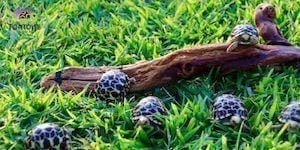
[95,69,135,102]
[272,101,300,131]
[24,123,71,150]
[212,94,248,126]
[132,96,167,127]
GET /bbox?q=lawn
[0,0,300,149]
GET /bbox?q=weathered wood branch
[40,44,300,93]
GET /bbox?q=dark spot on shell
[233,105,239,109]
[215,103,222,109]
[146,104,152,109]
[157,107,164,113]
[111,92,118,98]
[45,132,50,138]
[50,130,55,137]
[296,110,300,115]
[53,137,60,145]
[34,135,40,141]
[108,76,114,80]
[291,112,295,116]
[291,116,300,123]
[55,127,61,132]
[100,89,105,94]
[149,108,157,113]
[217,111,222,117]
[153,102,160,106]
[45,127,52,132]
[34,129,42,134]
[43,139,51,149]
[221,110,226,116]
[232,110,237,114]
[120,78,126,83]
[58,131,64,137]
[142,111,151,116]
[116,84,123,91]
[241,110,246,116]
[238,109,243,115]
[223,106,230,109]
[40,133,44,140]
[103,82,109,87]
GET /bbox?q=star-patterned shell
[24,123,70,150]
[132,96,167,126]
[212,94,247,125]
[95,70,134,102]
[231,24,259,44]
[278,101,300,129]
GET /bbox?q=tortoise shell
[212,94,247,125]
[278,101,300,129]
[95,70,134,102]
[227,24,259,52]
[24,123,70,150]
[132,96,167,126]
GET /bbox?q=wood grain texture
[40,44,300,93]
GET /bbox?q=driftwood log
[40,44,300,93]
[41,3,300,94]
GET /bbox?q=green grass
[0,0,300,149]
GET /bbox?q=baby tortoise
[212,94,248,126]
[226,24,259,52]
[24,123,71,150]
[132,96,167,127]
[272,101,300,131]
[95,69,135,102]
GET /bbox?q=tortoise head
[136,116,150,127]
[254,3,276,24]
[230,115,242,125]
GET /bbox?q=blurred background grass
[0,0,299,149]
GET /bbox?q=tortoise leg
[241,122,250,131]
[271,123,300,132]
[226,41,239,52]
[270,124,283,129]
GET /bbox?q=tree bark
[40,44,300,93]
